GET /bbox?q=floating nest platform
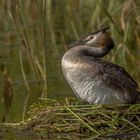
[20,98,140,139]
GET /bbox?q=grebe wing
[101,61,138,90]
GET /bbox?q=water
[0,130,33,140]
[0,44,73,123]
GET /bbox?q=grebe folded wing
[102,61,138,89]
[100,61,140,102]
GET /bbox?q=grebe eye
[84,35,95,41]
[89,36,94,40]
[88,36,94,40]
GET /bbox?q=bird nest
[20,98,140,139]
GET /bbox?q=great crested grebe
[61,27,140,104]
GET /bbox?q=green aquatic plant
[19,98,140,139]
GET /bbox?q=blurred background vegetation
[0,0,140,122]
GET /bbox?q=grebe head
[71,27,114,50]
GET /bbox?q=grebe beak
[91,26,109,35]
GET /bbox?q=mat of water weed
[19,98,140,139]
